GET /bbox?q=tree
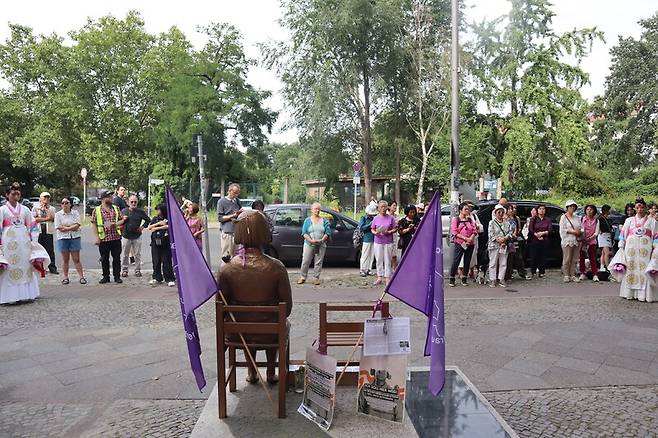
[470,0,603,195]
[269,0,406,201]
[600,13,658,174]
[397,0,451,202]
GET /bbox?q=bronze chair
[216,302,289,418]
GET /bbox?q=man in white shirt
[32,192,58,274]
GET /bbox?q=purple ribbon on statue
[613,264,626,273]
[648,269,658,276]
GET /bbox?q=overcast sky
[2,0,656,143]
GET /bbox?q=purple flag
[385,191,445,396]
[165,186,217,391]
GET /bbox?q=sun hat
[564,200,577,209]
[493,204,506,212]
[40,191,51,198]
[365,204,377,215]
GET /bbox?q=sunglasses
[61,201,70,204]
[130,201,137,204]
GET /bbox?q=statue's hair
[234,210,270,248]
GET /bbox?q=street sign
[353,176,361,185]
[80,168,87,179]
[353,162,361,172]
[149,178,165,185]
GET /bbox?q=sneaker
[149,279,161,286]
[359,271,367,277]
[563,276,571,283]
[297,277,305,284]
[489,281,496,288]
[593,274,599,282]
[99,277,110,284]
[167,281,176,287]
[121,270,128,278]
[572,276,581,283]
[538,273,545,278]
[449,278,456,287]
[313,278,321,286]
[579,274,587,281]
[498,281,507,288]
[115,278,123,284]
[460,278,468,286]
[134,271,142,278]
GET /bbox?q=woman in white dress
[609,198,657,302]
[0,183,50,304]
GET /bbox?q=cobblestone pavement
[1,276,657,436]
[486,385,658,438]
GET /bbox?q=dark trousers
[152,245,175,282]
[505,240,528,280]
[529,240,548,275]
[450,244,474,279]
[38,233,56,271]
[99,239,122,280]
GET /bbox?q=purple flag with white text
[166,186,217,391]
[385,191,445,396]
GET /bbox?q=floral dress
[609,215,658,302]
[186,215,204,250]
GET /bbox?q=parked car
[28,197,40,208]
[473,200,566,267]
[70,196,81,206]
[263,204,360,266]
[85,197,101,215]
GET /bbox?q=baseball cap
[40,192,51,198]
[99,190,112,199]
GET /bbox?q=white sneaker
[167,281,176,287]
[489,281,496,288]
[593,274,599,282]
[579,274,587,281]
[149,279,158,285]
[563,276,570,283]
[572,276,581,283]
[498,281,507,288]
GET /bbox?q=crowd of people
[0,182,209,305]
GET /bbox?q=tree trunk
[361,64,373,202]
[510,75,518,117]
[416,147,428,204]
[395,140,401,206]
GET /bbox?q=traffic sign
[352,162,361,172]
[149,178,165,185]
[353,176,361,185]
[80,168,87,179]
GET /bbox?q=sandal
[61,278,69,285]
[79,277,87,285]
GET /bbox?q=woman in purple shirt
[528,204,552,278]
[371,200,397,286]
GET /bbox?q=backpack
[352,227,364,248]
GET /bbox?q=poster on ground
[357,353,407,423]
[298,347,337,431]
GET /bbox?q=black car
[263,204,360,266]
[85,197,101,215]
[474,200,566,267]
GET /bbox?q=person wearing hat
[487,204,513,287]
[91,190,126,284]
[559,200,583,283]
[32,191,58,274]
[358,203,377,276]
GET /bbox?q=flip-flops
[61,278,69,285]
[79,277,87,285]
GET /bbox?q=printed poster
[298,347,337,431]
[357,353,407,423]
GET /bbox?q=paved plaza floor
[1,268,657,437]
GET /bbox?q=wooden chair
[318,302,390,385]
[216,302,289,419]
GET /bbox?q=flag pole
[217,289,277,414]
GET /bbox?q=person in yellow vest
[91,190,126,284]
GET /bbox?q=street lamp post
[450,0,461,217]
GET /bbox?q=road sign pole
[196,135,211,263]
[80,168,88,217]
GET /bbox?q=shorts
[57,237,81,253]
[597,233,612,248]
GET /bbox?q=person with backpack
[559,200,583,283]
[357,204,377,276]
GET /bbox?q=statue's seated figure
[218,210,293,384]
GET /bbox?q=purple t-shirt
[371,214,397,245]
